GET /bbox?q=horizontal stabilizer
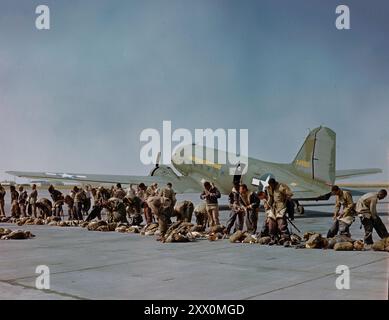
[335,168,382,180]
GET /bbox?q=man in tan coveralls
[174,200,194,222]
[146,183,159,198]
[137,183,153,224]
[143,183,159,224]
[159,182,176,211]
[194,202,208,228]
[356,189,389,245]
[113,183,126,200]
[327,185,356,238]
[156,183,176,239]
[147,183,175,241]
[239,184,260,234]
[27,184,38,217]
[266,178,293,243]
[200,181,221,227]
[73,186,86,220]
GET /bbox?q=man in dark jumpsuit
[48,185,64,217]
[27,184,38,217]
[10,185,20,217]
[0,183,6,217]
[225,182,245,235]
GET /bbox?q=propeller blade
[155,152,161,168]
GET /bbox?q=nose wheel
[293,201,305,215]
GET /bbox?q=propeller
[150,152,161,176]
[155,152,161,168]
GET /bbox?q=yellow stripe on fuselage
[191,156,222,170]
[295,159,310,168]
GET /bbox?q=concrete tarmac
[0,194,388,300]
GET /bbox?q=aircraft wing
[291,184,385,200]
[283,183,331,201]
[5,170,202,193]
[337,183,389,197]
[338,182,389,189]
[335,168,382,180]
[290,190,331,201]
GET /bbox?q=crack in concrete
[243,256,389,299]
[0,279,87,300]
[2,257,158,283]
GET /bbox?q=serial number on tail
[295,160,311,168]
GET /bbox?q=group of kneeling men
[0,179,388,245]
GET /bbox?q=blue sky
[1,0,389,181]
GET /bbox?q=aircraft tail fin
[292,126,336,185]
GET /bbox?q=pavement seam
[2,259,154,282]
[0,279,87,300]
[242,256,389,299]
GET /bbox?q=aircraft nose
[171,151,179,165]
[171,144,191,167]
[171,148,184,166]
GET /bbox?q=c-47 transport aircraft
[7,127,382,214]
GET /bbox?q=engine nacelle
[149,165,178,179]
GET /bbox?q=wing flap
[336,168,382,180]
[285,182,331,201]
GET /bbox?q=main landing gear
[293,200,305,215]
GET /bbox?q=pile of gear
[302,232,389,251]
[81,220,206,241]
[79,220,141,233]
[223,229,389,252]
[164,221,206,243]
[138,221,207,242]
[115,224,142,234]
[1,215,389,251]
[227,230,302,246]
[206,225,227,242]
[0,216,75,227]
[0,216,14,223]
[83,220,118,232]
[0,227,35,240]
[371,236,389,252]
[140,223,160,236]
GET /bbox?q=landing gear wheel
[293,201,305,215]
[296,205,305,215]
